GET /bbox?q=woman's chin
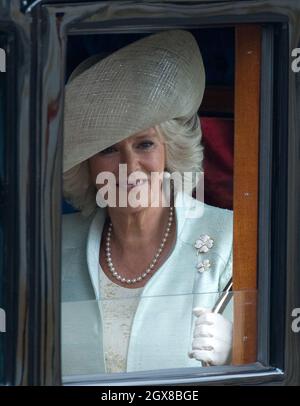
[109,204,147,215]
[125,205,145,212]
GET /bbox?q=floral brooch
[196,259,211,273]
[194,234,214,254]
[194,234,214,273]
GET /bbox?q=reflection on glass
[62,290,239,377]
[61,289,257,378]
[61,30,236,378]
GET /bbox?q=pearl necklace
[105,206,174,284]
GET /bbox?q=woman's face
[88,127,166,212]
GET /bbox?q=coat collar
[86,191,202,300]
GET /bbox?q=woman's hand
[189,307,232,366]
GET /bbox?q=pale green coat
[62,192,233,377]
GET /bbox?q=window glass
[62,291,258,379]
[61,27,257,381]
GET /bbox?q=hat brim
[63,30,205,172]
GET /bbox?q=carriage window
[60,24,261,382]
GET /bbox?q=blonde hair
[63,114,203,217]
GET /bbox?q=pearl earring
[163,171,171,180]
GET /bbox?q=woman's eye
[100,146,117,155]
[137,141,154,149]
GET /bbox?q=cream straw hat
[63,29,205,172]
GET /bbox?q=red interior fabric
[199,116,234,210]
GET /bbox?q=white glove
[189,307,232,366]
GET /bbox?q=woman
[62,30,233,376]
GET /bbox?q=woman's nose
[120,149,139,173]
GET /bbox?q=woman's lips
[117,179,148,189]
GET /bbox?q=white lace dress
[99,266,143,373]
